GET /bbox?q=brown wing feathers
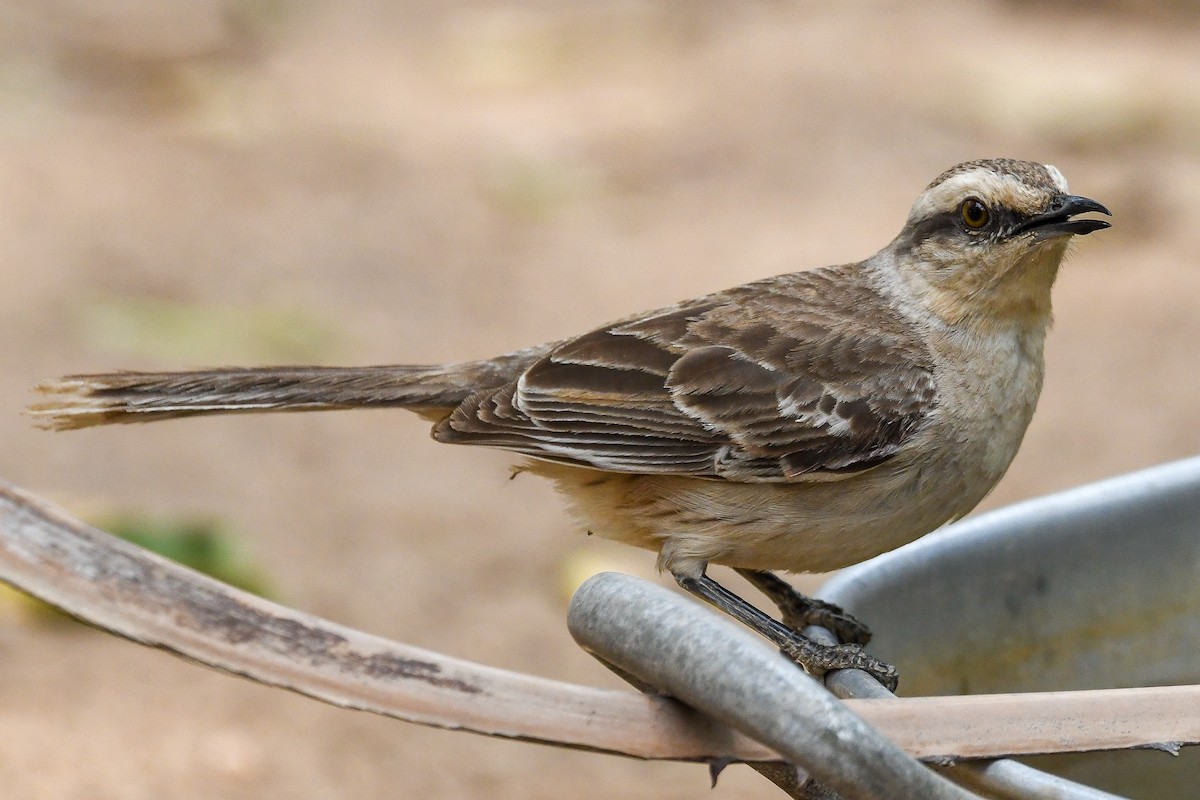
[33,267,936,480]
[437,267,938,481]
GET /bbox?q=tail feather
[29,353,543,431]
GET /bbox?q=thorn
[708,757,733,788]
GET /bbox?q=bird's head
[887,158,1110,331]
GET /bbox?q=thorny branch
[0,479,1197,774]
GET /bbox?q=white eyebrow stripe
[907,167,1062,222]
[1042,163,1069,193]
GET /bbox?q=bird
[31,158,1110,690]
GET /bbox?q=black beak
[1013,194,1112,238]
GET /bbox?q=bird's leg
[674,571,899,692]
[734,569,872,647]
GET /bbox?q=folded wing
[436,267,937,482]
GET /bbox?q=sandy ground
[2,2,1199,798]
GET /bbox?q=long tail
[30,351,544,431]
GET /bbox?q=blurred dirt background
[1,1,1199,798]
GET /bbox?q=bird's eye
[960,198,990,229]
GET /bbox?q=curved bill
[1014,194,1112,238]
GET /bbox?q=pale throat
[915,238,1069,334]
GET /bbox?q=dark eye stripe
[891,200,1036,252]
